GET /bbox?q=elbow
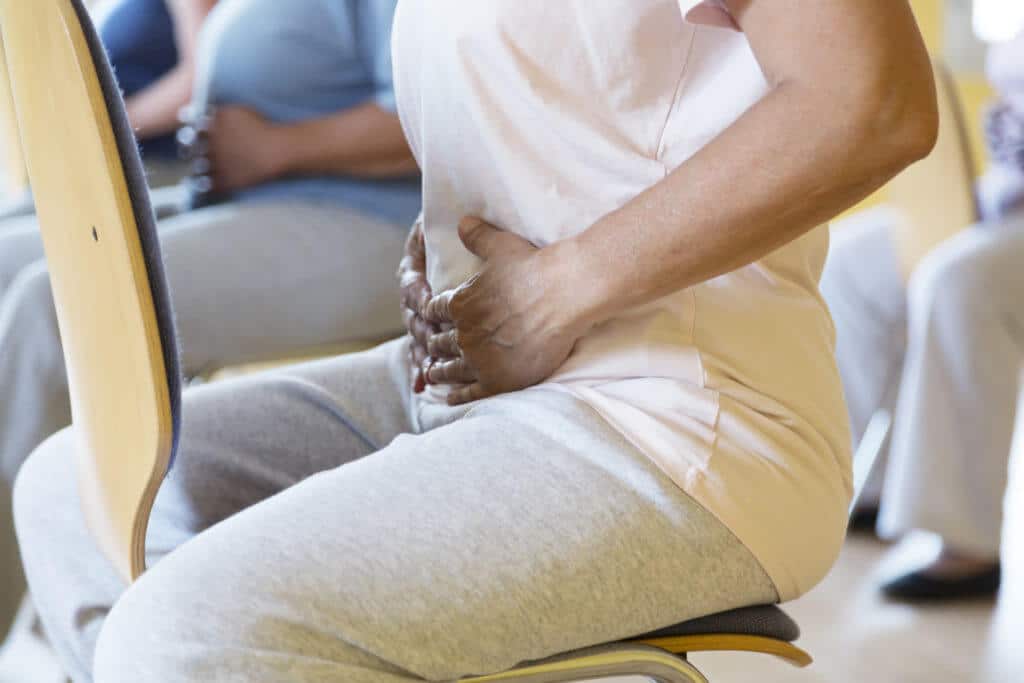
[848,67,940,178]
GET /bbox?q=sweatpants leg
[0,199,407,480]
[820,206,908,504]
[0,199,407,651]
[0,214,45,296]
[878,217,1024,556]
[16,340,777,683]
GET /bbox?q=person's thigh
[16,339,415,681]
[0,214,44,295]
[156,200,408,375]
[93,389,777,683]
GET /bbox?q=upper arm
[729,1,935,147]
[723,0,930,95]
[167,0,219,63]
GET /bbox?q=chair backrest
[887,59,979,280]
[0,0,181,583]
[0,36,28,197]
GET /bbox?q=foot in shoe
[881,547,1001,601]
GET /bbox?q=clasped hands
[398,217,588,405]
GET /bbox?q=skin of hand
[206,106,286,193]
[398,220,446,393]
[422,218,589,406]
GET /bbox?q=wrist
[263,122,296,180]
[538,236,615,337]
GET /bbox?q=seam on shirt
[654,26,698,164]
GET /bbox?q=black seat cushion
[634,605,800,643]
[69,0,183,464]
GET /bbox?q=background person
[821,29,1024,600]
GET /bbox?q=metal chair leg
[462,645,709,683]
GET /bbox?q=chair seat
[632,604,800,642]
[625,605,812,669]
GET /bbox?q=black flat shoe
[881,564,1001,602]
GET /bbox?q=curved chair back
[0,0,181,583]
[888,59,979,280]
[0,36,28,197]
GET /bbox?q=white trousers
[821,206,1024,557]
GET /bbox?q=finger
[400,276,432,314]
[403,309,432,350]
[457,217,503,260]
[425,356,478,385]
[447,382,492,406]
[423,289,457,325]
[427,328,461,358]
[408,347,426,394]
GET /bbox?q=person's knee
[12,431,76,559]
[92,576,189,683]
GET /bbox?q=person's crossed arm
[403,0,938,406]
[125,0,217,141]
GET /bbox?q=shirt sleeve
[679,0,739,30]
[363,0,401,112]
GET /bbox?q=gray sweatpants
[821,206,1024,556]
[0,194,408,641]
[15,339,777,683]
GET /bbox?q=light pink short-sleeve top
[393,0,852,601]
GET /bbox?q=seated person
[0,0,417,642]
[14,1,936,680]
[822,29,1024,600]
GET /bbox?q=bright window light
[974,0,1024,43]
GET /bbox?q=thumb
[458,217,503,259]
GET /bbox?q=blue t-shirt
[193,0,421,226]
[97,0,179,159]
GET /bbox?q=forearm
[269,103,418,179]
[551,0,938,331]
[125,64,194,140]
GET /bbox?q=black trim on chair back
[68,0,183,465]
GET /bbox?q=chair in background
[0,0,181,583]
[2,1,820,681]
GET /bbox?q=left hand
[422,217,589,405]
[206,106,287,193]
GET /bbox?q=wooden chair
[887,59,980,280]
[0,34,32,214]
[0,0,181,583]
[2,1,815,680]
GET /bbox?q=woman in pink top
[16,2,936,680]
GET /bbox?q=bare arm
[266,103,418,179]
[206,102,417,193]
[424,0,939,404]
[559,0,938,325]
[124,0,217,140]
